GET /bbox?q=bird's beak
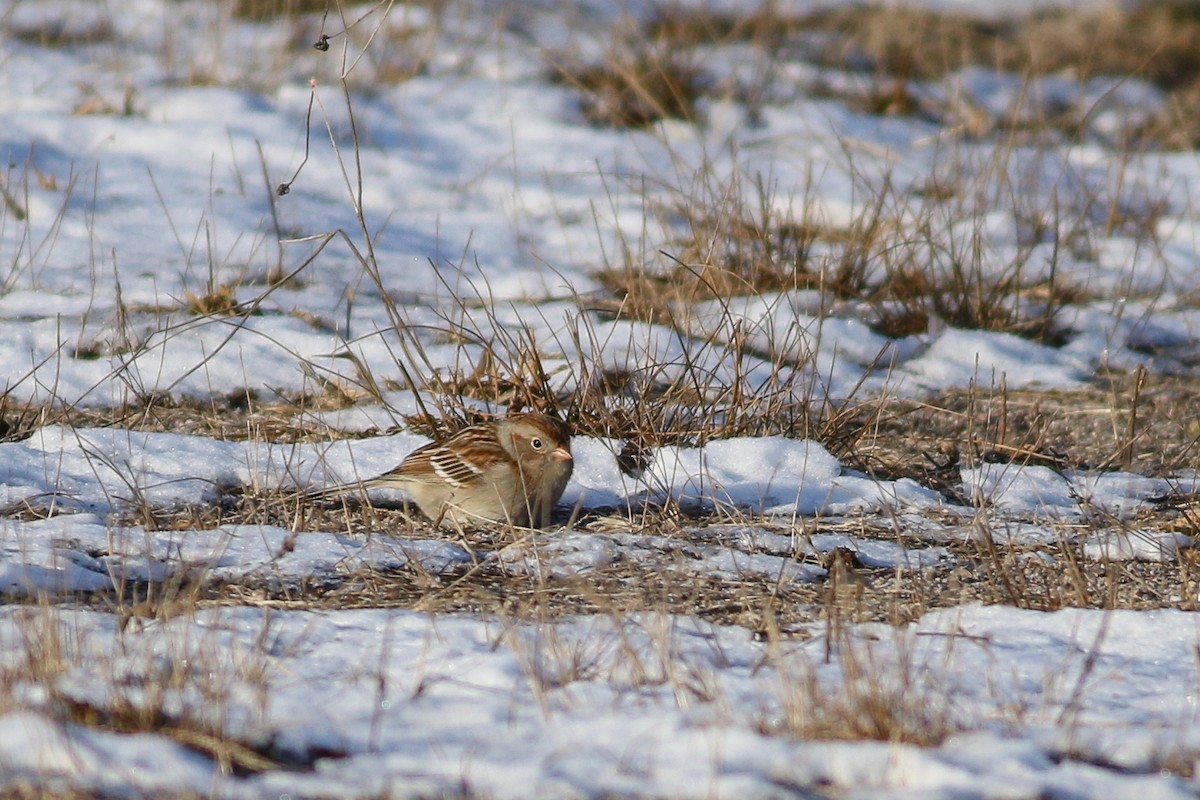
[552,444,573,462]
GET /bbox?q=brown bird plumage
[311,413,574,528]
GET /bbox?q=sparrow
[310,413,574,528]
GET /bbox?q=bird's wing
[395,436,511,487]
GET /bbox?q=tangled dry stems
[2,1,1200,773]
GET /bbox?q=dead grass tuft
[803,6,1003,83]
[644,2,1200,145]
[1015,4,1200,92]
[230,0,330,20]
[4,14,115,47]
[787,4,1200,94]
[0,602,341,780]
[51,694,288,776]
[852,374,1200,479]
[598,158,1084,365]
[0,393,51,444]
[559,55,704,128]
[548,28,707,128]
[762,640,961,745]
[184,284,242,316]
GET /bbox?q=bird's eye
[530,436,544,451]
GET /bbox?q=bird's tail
[298,477,373,503]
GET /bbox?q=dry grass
[3,13,115,47]
[18,0,1199,141]
[9,483,1194,630]
[551,47,706,128]
[851,373,1200,478]
[642,2,1200,146]
[4,2,1200,778]
[229,0,330,19]
[0,383,1195,782]
[3,366,1197,498]
[545,8,707,128]
[0,786,202,800]
[3,361,1194,633]
[761,635,962,745]
[0,602,302,781]
[603,141,1111,345]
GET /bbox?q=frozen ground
[1,0,1199,798]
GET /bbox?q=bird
[308,412,574,528]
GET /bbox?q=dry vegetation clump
[850,373,1200,479]
[0,785,171,800]
[32,481,1199,631]
[183,284,243,316]
[46,693,294,776]
[4,4,1200,791]
[598,161,1083,360]
[760,637,963,745]
[2,11,116,47]
[0,392,341,446]
[593,176,838,320]
[229,0,330,19]
[0,0,1193,616]
[0,604,309,778]
[943,530,1200,612]
[1005,4,1200,92]
[644,2,1200,145]
[549,43,706,128]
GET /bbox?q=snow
[899,328,1090,391]
[2,0,1200,797]
[1,605,1199,799]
